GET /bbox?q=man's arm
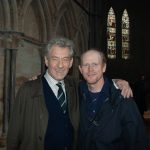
[29,75,133,98]
[112,79,133,98]
[7,85,25,150]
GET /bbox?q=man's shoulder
[24,77,41,86]
[18,77,42,93]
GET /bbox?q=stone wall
[0,0,90,137]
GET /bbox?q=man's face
[45,45,73,81]
[79,51,106,85]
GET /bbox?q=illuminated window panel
[122,9,130,59]
[107,7,116,59]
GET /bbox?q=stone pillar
[9,49,17,111]
[39,46,46,74]
[1,32,20,137]
[3,48,11,136]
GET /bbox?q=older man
[7,37,133,150]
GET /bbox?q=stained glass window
[107,7,116,59]
[122,9,130,59]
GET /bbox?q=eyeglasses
[81,63,100,69]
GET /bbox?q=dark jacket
[78,80,149,150]
[7,76,79,150]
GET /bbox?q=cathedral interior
[0,0,150,149]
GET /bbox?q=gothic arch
[55,16,69,38]
[1,0,11,29]
[9,0,18,30]
[22,0,32,19]
[47,0,56,15]
[32,0,47,41]
[39,0,52,40]
[55,1,78,38]
[20,0,51,41]
[0,1,4,28]
[77,14,89,53]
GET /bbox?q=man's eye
[92,63,98,67]
[63,58,70,61]
[82,64,89,67]
[50,57,71,62]
[82,63,99,68]
[51,57,58,61]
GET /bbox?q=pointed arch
[77,14,89,54]
[39,0,52,40]
[122,9,130,59]
[55,1,77,38]
[9,0,18,30]
[0,1,5,29]
[107,7,116,59]
[21,0,50,42]
[1,0,11,29]
[55,16,69,37]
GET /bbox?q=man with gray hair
[7,37,133,150]
[7,37,79,150]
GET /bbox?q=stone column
[3,48,11,136]
[2,32,20,137]
[9,48,17,116]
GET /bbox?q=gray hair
[44,37,75,58]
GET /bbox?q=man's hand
[113,79,133,98]
[29,73,41,81]
[29,76,38,81]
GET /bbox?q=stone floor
[1,110,150,150]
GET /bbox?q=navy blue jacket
[78,79,149,150]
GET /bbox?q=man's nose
[58,59,63,68]
[88,65,94,70]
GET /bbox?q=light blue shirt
[44,70,66,98]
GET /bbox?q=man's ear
[44,56,48,67]
[103,63,107,73]
[78,65,82,74]
[69,58,73,68]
